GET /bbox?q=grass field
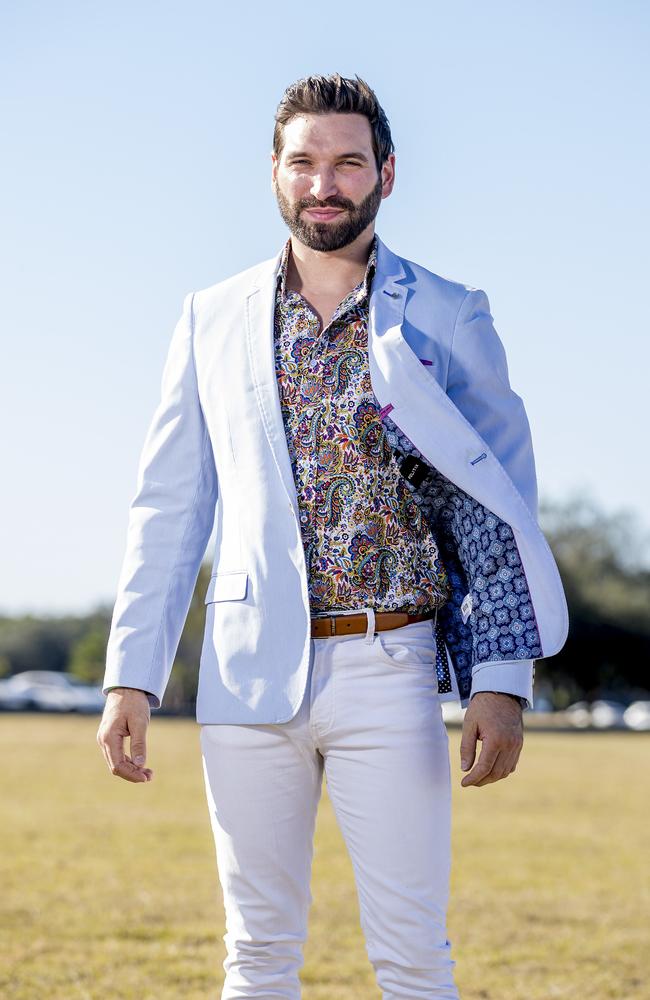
[1,714,648,999]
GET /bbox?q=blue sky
[1,1,648,615]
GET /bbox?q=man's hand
[96,687,154,783]
[459,692,524,787]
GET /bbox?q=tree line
[1,495,648,712]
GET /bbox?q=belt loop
[364,607,375,643]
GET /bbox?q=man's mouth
[302,207,346,221]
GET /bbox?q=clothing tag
[397,453,430,489]
[460,593,473,624]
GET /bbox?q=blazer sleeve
[446,288,539,520]
[446,288,538,709]
[102,292,218,708]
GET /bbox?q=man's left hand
[459,692,524,788]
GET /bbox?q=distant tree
[68,628,109,683]
[2,494,649,711]
[0,616,78,674]
[538,493,650,704]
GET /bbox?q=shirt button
[305,407,314,417]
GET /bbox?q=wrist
[474,690,526,709]
[492,691,526,709]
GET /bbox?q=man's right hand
[96,687,154,783]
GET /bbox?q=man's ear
[381,153,396,199]
[271,151,278,185]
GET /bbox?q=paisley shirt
[273,235,452,617]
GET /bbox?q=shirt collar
[277,234,378,302]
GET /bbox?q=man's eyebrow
[337,152,369,161]
[285,150,369,162]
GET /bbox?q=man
[98,74,568,998]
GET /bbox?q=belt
[310,609,434,639]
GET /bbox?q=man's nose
[310,169,338,201]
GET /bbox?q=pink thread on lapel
[379,403,394,417]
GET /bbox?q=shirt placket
[276,240,376,608]
[312,286,369,601]
[296,305,325,568]
[301,291,364,596]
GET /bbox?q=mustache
[297,197,355,212]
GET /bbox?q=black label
[397,453,430,489]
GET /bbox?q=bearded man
[98,73,568,999]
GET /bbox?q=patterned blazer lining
[381,414,542,701]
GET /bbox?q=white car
[590,699,628,730]
[565,701,592,729]
[0,671,105,713]
[623,700,650,732]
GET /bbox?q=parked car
[623,700,650,732]
[565,700,592,729]
[590,699,628,730]
[0,675,31,710]
[0,671,105,713]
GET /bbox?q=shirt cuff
[469,659,535,711]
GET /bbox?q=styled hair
[273,73,394,172]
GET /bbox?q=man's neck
[286,227,375,296]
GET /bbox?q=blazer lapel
[245,252,301,512]
[367,235,409,410]
[370,235,533,533]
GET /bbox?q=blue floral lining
[382,414,542,700]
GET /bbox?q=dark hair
[273,73,394,172]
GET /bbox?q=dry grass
[1,714,648,999]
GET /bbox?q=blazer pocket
[204,571,248,603]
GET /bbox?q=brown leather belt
[311,610,434,638]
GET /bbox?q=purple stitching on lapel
[379,403,394,418]
[419,358,433,365]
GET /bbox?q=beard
[273,174,383,252]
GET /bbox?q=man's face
[271,112,395,252]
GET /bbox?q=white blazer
[103,234,569,722]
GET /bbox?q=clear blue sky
[1,1,648,615]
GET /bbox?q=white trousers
[200,613,460,999]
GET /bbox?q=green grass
[1,715,648,999]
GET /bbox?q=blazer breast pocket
[204,571,248,603]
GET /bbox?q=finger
[128,718,148,767]
[112,754,152,783]
[459,718,478,772]
[461,741,500,786]
[124,753,154,782]
[472,749,515,786]
[489,740,523,780]
[103,727,125,776]
[103,730,149,782]
[503,743,523,773]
